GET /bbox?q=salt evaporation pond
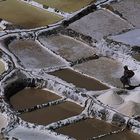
[56,118,118,140]
[8,40,66,69]
[110,0,140,28]
[19,101,83,125]
[49,68,109,91]
[68,9,132,41]
[56,118,140,140]
[10,88,61,110]
[10,88,83,125]
[34,0,95,13]
[73,57,123,87]
[109,29,140,46]
[0,0,62,28]
[39,34,96,62]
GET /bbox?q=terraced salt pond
[19,102,83,125]
[10,88,83,125]
[49,69,109,90]
[34,0,95,13]
[39,34,96,62]
[68,9,132,41]
[56,118,140,140]
[0,0,62,28]
[10,88,61,110]
[73,57,123,87]
[110,0,140,28]
[8,40,66,69]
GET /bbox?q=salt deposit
[109,29,140,46]
[8,126,67,140]
[0,113,8,130]
[117,101,140,117]
[97,90,124,107]
[125,92,140,103]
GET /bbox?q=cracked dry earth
[0,0,140,140]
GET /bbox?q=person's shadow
[125,84,140,90]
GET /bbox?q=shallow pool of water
[56,118,118,140]
[56,118,140,140]
[10,88,61,110]
[19,101,83,125]
[0,0,62,28]
[34,0,95,13]
[49,69,109,91]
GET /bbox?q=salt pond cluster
[0,0,140,140]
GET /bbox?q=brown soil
[49,69,109,91]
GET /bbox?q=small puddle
[19,101,83,125]
[49,69,109,91]
[0,59,5,75]
[56,118,119,140]
[10,88,61,110]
